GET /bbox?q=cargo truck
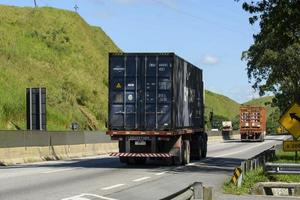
[107,53,207,165]
[240,106,267,142]
[222,121,232,140]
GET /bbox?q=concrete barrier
[0,130,240,165]
[0,143,118,165]
[207,130,240,144]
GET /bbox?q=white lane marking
[62,193,118,200]
[132,176,151,182]
[155,172,167,176]
[101,184,125,190]
[71,197,89,200]
[187,163,196,166]
[42,168,74,174]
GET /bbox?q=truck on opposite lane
[240,105,267,142]
[106,53,207,165]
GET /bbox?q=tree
[238,0,300,111]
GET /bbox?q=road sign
[231,167,242,187]
[279,102,300,139]
[283,140,300,152]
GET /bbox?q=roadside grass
[223,151,300,195]
[223,167,268,195]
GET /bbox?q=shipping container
[108,53,204,131]
[107,53,207,165]
[239,106,267,142]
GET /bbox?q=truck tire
[260,133,265,142]
[173,141,183,165]
[191,135,203,160]
[201,134,207,158]
[182,140,190,165]
[201,143,207,158]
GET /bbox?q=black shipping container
[108,53,204,131]
[26,88,46,130]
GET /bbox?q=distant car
[211,129,219,131]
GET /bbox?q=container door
[141,55,172,130]
[109,55,139,130]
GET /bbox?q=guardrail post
[193,182,203,199]
[241,161,246,179]
[295,186,300,196]
[203,186,213,200]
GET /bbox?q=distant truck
[106,53,207,165]
[240,106,267,142]
[222,121,232,132]
[222,121,232,140]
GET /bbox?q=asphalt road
[0,135,289,200]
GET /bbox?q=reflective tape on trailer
[109,152,172,158]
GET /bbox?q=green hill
[0,4,271,131]
[0,5,120,130]
[244,96,277,117]
[204,90,240,120]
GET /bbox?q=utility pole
[34,0,37,7]
[74,4,79,13]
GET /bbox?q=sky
[0,0,262,103]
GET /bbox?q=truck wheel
[201,141,207,158]
[260,134,265,142]
[182,140,190,165]
[173,156,182,166]
[173,141,183,166]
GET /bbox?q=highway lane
[0,135,288,200]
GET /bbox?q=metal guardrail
[231,145,278,187]
[240,146,276,175]
[264,162,300,175]
[160,182,213,200]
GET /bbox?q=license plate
[135,141,146,145]
[128,136,150,141]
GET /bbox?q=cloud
[201,55,220,65]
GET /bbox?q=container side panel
[173,56,203,129]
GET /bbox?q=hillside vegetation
[0,5,278,131]
[0,5,119,130]
[205,90,240,120]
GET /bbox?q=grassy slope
[0,5,272,131]
[0,5,119,130]
[205,90,240,120]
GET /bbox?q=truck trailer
[107,53,207,165]
[240,106,267,142]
